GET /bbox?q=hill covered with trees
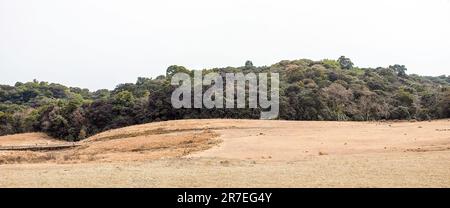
[1,57,449,141]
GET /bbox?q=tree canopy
[1,57,448,140]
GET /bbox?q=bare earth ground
[0,119,449,187]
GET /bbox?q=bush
[0,58,448,140]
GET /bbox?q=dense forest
[1,57,449,141]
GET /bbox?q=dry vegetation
[1,119,449,187]
[0,133,64,146]
[0,124,220,164]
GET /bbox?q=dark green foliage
[245,60,254,68]
[337,56,354,70]
[166,65,190,77]
[389,64,408,77]
[0,57,449,140]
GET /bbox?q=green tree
[338,56,354,70]
[389,64,408,77]
[113,91,135,106]
[245,60,254,68]
[166,65,190,77]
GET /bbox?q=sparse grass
[0,127,221,165]
[90,126,248,142]
[0,152,56,165]
[1,119,450,187]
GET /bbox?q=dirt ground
[0,119,449,187]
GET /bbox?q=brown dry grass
[0,125,220,164]
[1,119,449,187]
[0,151,57,164]
[0,133,64,146]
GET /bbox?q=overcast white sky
[1,0,449,90]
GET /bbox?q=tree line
[0,57,449,141]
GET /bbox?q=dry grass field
[0,119,449,187]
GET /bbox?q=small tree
[245,60,254,68]
[166,65,190,77]
[338,56,354,70]
[389,64,408,77]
